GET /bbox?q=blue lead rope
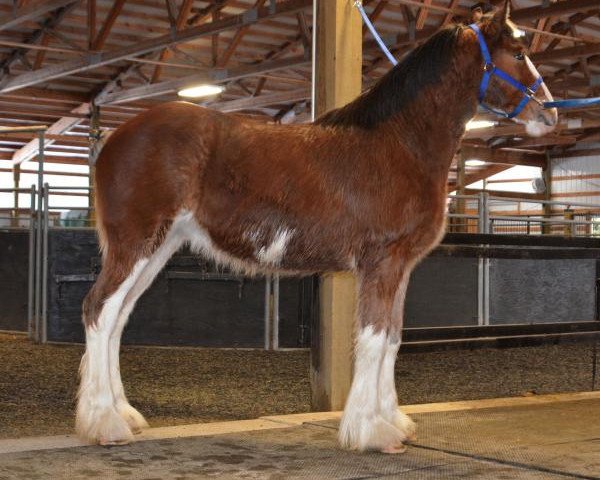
[353,1,600,113]
[543,98,600,109]
[354,1,398,66]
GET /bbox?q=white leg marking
[108,221,186,434]
[378,338,416,446]
[77,259,148,445]
[339,326,412,453]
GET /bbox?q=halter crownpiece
[468,23,543,119]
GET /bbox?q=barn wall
[45,229,311,347]
[2,229,598,343]
[0,229,29,331]
[405,257,479,327]
[489,259,597,324]
[551,143,600,207]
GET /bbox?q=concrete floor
[1,393,599,479]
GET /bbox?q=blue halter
[469,23,543,119]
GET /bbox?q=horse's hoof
[118,403,149,434]
[381,443,407,454]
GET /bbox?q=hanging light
[466,119,496,130]
[465,159,487,167]
[177,84,224,98]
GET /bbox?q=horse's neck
[387,45,481,173]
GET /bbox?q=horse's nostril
[538,113,556,127]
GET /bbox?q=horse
[76,1,557,453]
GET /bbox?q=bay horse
[77,2,557,453]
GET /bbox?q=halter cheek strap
[469,23,543,119]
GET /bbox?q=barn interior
[1,1,600,479]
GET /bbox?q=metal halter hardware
[469,23,543,119]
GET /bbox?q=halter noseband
[469,23,543,119]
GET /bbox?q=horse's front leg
[339,253,416,453]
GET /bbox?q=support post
[542,152,552,235]
[564,208,574,237]
[88,104,100,226]
[456,152,466,232]
[12,164,20,226]
[310,0,362,411]
[34,131,44,343]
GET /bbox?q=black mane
[315,25,464,129]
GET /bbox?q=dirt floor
[0,333,311,440]
[1,332,598,440]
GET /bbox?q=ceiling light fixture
[465,159,487,167]
[466,119,496,130]
[178,84,224,98]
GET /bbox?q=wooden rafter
[87,0,96,50]
[0,0,77,32]
[96,55,310,105]
[91,0,127,51]
[0,0,311,93]
[218,0,267,68]
[415,0,432,30]
[0,2,78,78]
[151,0,196,83]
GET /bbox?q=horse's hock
[2,0,600,477]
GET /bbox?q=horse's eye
[514,53,525,61]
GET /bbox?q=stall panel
[490,259,597,324]
[405,256,479,327]
[0,230,29,331]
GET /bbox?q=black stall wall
[0,229,29,331]
[46,229,310,347]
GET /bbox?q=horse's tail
[88,130,113,166]
[88,130,113,257]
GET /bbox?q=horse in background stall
[77,1,557,453]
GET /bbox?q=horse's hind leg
[339,251,416,453]
[108,222,186,433]
[77,252,148,445]
[77,217,186,444]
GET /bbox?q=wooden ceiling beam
[218,0,267,68]
[210,87,310,112]
[0,0,78,32]
[415,0,432,30]
[0,0,311,94]
[91,0,127,51]
[460,145,547,168]
[390,0,468,18]
[0,2,78,77]
[151,0,196,83]
[0,152,88,165]
[441,0,461,26]
[531,43,600,63]
[512,0,600,22]
[12,114,84,165]
[87,0,96,50]
[97,54,310,105]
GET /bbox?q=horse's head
[472,0,558,137]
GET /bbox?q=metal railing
[447,192,600,237]
[0,126,48,343]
